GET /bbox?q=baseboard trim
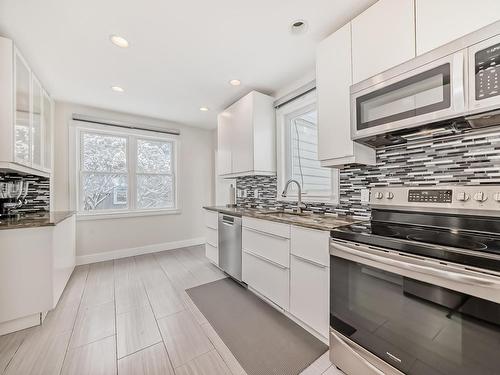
[76,237,206,265]
[0,313,41,336]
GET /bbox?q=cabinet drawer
[242,250,289,310]
[290,254,329,338]
[243,217,290,238]
[204,210,218,229]
[242,227,289,267]
[291,226,329,267]
[205,227,218,247]
[205,243,218,266]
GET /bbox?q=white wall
[54,101,216,260]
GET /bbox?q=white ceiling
[0,0,376,129]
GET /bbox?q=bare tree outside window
[80,133,128,211]
[136,139,174,209]
[78,131,176,213]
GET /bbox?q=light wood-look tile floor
[0,245,343,375]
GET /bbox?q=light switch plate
[254,188,259,198]
[360,188,370,203]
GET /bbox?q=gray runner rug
[186,278,328,375]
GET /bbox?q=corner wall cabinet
[217,91,276,178]
[0,37,53,177]
[316,23,375,167]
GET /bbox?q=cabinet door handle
[243,227,289,240]
[292,254,328,268]
[243,249,288,270]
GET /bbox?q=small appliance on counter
[0,180,30,217]
[329,185,500,375]
[227,184,237,208]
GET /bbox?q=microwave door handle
[332,242,500,289]
[452,52,466,113]
[330,331,386,375]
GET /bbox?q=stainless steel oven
[329,185,500,375]
[351,20,500,145]
[330,240,500,375]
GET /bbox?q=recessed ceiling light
[111,86,125,92]
[290,19,308,35]
[110,35,129,48]
[229,79,241,86]
[199,107,209,112]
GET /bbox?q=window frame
[276,90,339,204]
[69,121,180,219]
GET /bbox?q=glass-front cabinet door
[42,90,52,171]
[14,49,31,165]
[31,75,43,169]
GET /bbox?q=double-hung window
[276,90,339,204]
[72,122,178,217]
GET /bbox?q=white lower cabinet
[242,250,289,310]
[290,225,330,339]
[205,243,218,265]
[0,214,75,335]
[242,217,290,310]
[241,217,330,340]
[204,209,219,266]
[290,254,329,338]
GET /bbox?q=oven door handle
[331,241,500,289]
[330,331,386,375]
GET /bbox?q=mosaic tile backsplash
[0,173,50,213]
[236,127,500,220]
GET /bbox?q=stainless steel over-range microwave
[350,21,500,145]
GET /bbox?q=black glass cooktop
[331,221,500,272]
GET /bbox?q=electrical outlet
[254,188,259,198]
[360,188,370,203]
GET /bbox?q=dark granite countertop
[203,206,360,231]
[0,211,75,230]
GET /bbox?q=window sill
[76,208,181,221]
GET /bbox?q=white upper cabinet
[31,75,43,169]
[14,49,31,166]
[217,91,275,177]
[316,23,375,167]
[42,90,53,171]
[352,0,416,84]
[0,37,53,176]
[416,0,500,55]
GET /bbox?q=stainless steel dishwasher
[218,213,243,282]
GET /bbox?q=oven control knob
[456,192,470,202]
[375,192,384,200]
[386,192,394,200]
[494,193,500,202]
[474,192,488,202]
